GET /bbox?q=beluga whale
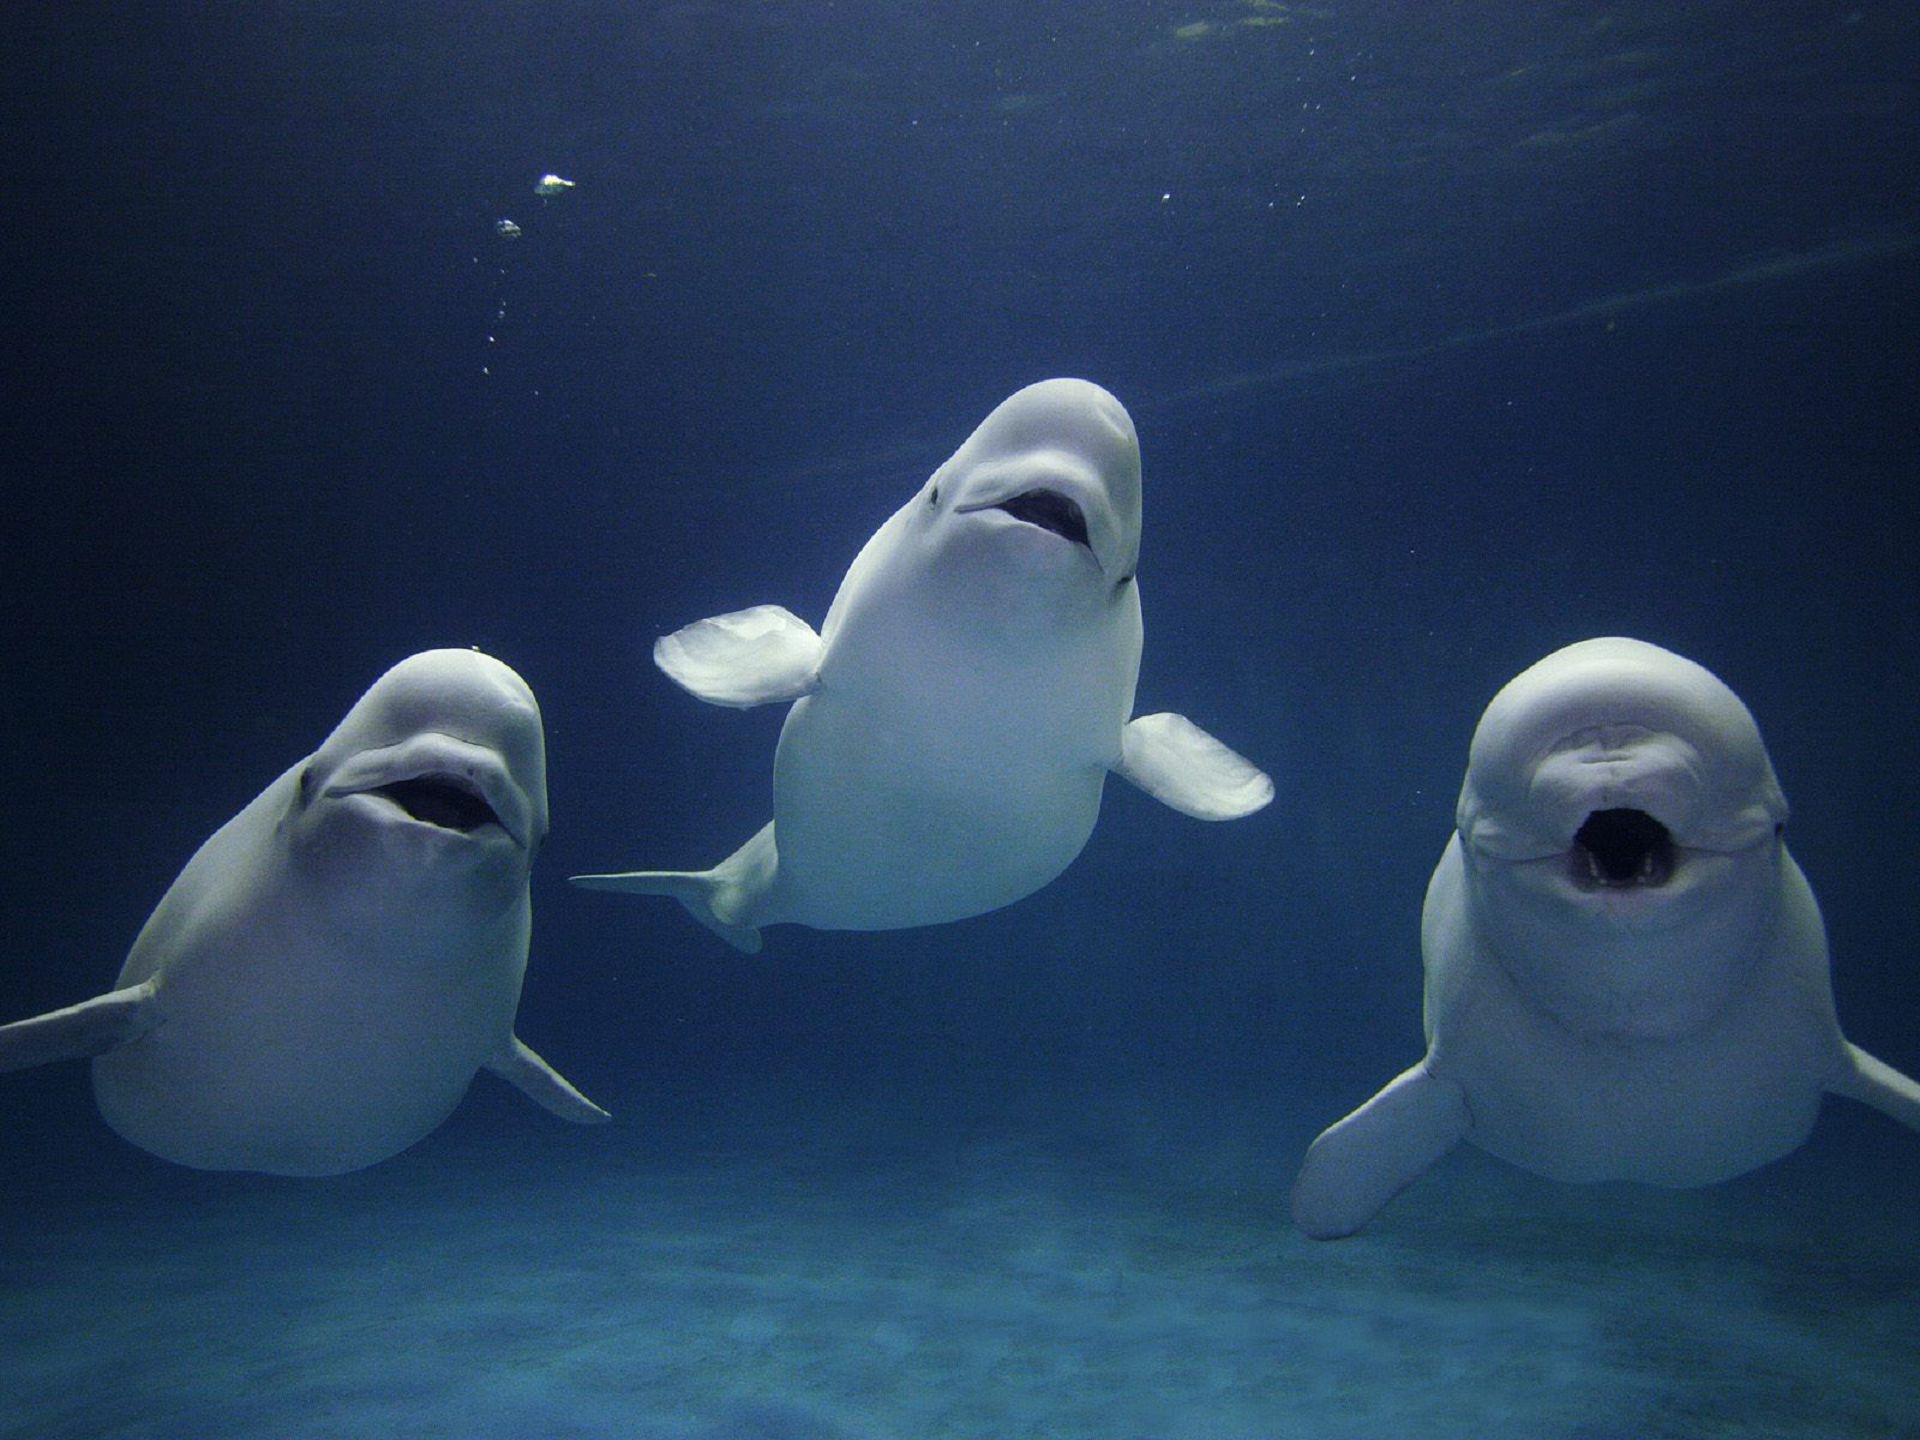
[1291,637,1920,1238]
[0,649,610,1175]
[574,378,1272,950]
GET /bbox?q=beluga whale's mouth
[1570,807,1675,890]
[370,775,503,834]
[994,489,1090,549]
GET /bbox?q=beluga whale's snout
[307,649,551,855]
[322,731,533,849]
[938,378,1143,583]
[985,487,1092,549]
[1570,807,1676,890]
[366,772,503,835]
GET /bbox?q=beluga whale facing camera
[0,649,609,1175]
[1291,637,1920,1238]
[574,378,1272,950]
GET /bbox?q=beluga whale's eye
[995,489,1090,548]
[1571,808,1675,889]
[373,776,502,833]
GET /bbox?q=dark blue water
[3,5,1917,1437]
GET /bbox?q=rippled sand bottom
[3,1088,1915,1440]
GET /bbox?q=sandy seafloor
[4,1079,1916,1440]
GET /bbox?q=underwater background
[2,3,1917,1437]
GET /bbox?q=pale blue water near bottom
[4,1083,1916,1440]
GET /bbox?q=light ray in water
[759,228,1918,496]
[1154,228,1920,410]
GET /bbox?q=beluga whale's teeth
[372,775,502,833]
[1570,807,1675,890]
[995,489,1091,548]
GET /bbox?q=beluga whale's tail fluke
[571,822,773,955]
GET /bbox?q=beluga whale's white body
[574,378,1272,950]
[1291,637,1920,1238]
[0,649,609,1175]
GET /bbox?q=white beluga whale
[573,378,1272,949]
[0,649,609,1175]
[1291,637,1920,1238]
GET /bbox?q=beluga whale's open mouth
[1570,807,1675,890]
[994,489,1090,549]
[371,775,503,834]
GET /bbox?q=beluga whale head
[290,649,549,901]
[1453,636,1790,1037]
[915,378,1143,616]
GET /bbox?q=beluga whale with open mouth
[1291,637,1920,1238]
[574,378,1272,950]
[0,649,609,1174]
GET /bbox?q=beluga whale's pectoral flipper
[0,979,162,1073]
[1831,1043,1920,1132]
[486,1035,613,1123]
[654,605,824,708]
[571,821,773,955]
[1291,1061,1471,1240]
[576,378,1273,943]
[1117,712,1275,820]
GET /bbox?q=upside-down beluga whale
[0,649,609,1175]
[1291,637,1920,1239]
[573,378,1273,950]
